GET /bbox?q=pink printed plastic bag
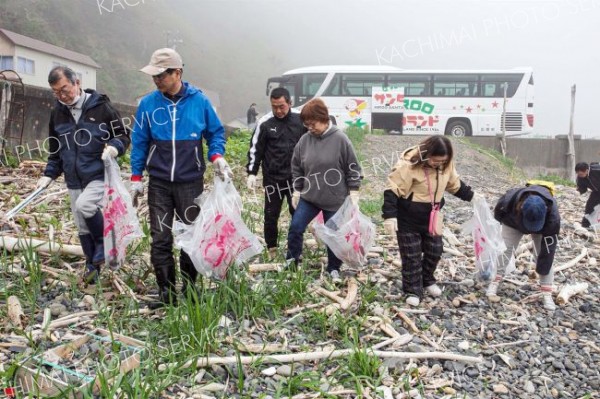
[102,158,144,270]
[174,178,263,279]
[462,196,508,281]
[313,197,376,268]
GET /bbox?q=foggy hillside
[0,0,284,122]
[1,0,599,133]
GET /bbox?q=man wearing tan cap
[130,48,230,308]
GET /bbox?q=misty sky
[177,0,595,137]
[87,0,599,137]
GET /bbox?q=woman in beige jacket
[382,136,477,306]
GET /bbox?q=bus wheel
[445,121,471,137]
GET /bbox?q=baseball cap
[140,48,183,76]
[521,195,547,232]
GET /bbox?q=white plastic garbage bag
[313,196,376,268]
[102,158,144,270]
[462,196,510,281]
[585,204,600,228]
[174,178,263,279]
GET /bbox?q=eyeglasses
[152,70,174,81]
[303,121,318,128]
[51,84,73,97]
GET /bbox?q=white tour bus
[266,65,534,137]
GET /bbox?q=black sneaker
[148,287,178,309]
[82,264,99,285]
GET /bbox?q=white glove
[101,146,119,161]
[131,181,144,207]
[247,174,257,190]
[349,191,360,206]
[213,157,232,181]
[383,218,398,236]
[472,192,485,203]
[292,191,301,209]
[36,176,53,190]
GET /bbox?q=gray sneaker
[329,270,342,283]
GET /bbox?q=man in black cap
[487,184,561,311]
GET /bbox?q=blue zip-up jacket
[130,82,225,183]
[44,89,130,189]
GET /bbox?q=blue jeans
[286,198,342,272]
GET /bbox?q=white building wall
[13,46,97,89]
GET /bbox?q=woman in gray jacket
[285,98,362,280]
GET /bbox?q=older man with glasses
[38,66,130,284]
[130,48,229,308]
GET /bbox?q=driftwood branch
[443,247,465,257]
[555,247,587,272]
[248,263,282,273]
[0,235,83,256]
[7,296,24,329]
[159,348,482,371]
[340,278,358,311]
[396,310,420,333]
[556,283,589,305]
[48,310,99,329]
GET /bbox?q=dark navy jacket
[494,185,561,275]
[44,89,130,189]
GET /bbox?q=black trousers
[581,191,600,227]
[396,230,443,298]
[263,179,295,249]
[148,176,202,290]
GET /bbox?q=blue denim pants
[286,198,342,272]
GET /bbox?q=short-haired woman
[382,136,476,306]
[286,98,362,280]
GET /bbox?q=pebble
[458,341,470,351]
[49,303,66,317]
[523,380,535,394]
[276,365,292,376]
[564,359,577,371]
[261,366,277,376]
[82,295,95,308]
[493,384,509,394]
[465,367,479,378]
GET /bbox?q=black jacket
[44,89,130,189]
[576,162,600,194]
[246,110,306,184]
[494,185,561,275]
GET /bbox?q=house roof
[0,28,101,68]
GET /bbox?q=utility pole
[499,82,507,157]
[567,84,576,181]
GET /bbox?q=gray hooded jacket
[291,124,362,211]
